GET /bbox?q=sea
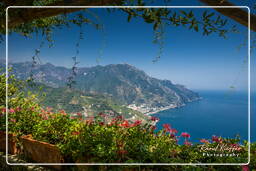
[153,90,255,143]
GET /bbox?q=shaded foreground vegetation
[0,72,255,171]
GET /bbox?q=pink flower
[59,109,67,115]
[200,139,209,144]
[1,108,6,114]
[181,132,190,138]
[163,124,171,132]
[170,128,178,134]
[119,120,130,128]
[170,134,175,138]
[184,140,192,146]
[77,112,82,117]
[108,120,117,126]
[150,116,159,121]
[230,144,240,148]
[99,122,104,126]
[131,120,142,127]
[242,165,249,171]
[150,125,156,131]
[9,108,15,113]
[15,107,21,112]
[212,135,218,141]
[116,115,124,121]
[212,135,222,143]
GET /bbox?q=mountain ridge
[1,61,200,112]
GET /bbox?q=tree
[199,0,256,31]
[0,0,255,31]
[0,0,255,40]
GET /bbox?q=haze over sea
[153,90,252,143]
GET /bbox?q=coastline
[144,104,178,116]
[144,97,202,116]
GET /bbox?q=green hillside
[30,84,149,122]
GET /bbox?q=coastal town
[127,103,178,115]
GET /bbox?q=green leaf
[215,16,220,24]
[194,25,199,32]
[207,12,214,18]
[223,19,227,26]
[127,14,132,22]
[153,22,159,30]
[173,12,176,18]
[188,10,194,18]
[180,10,187,16]
[144,16,154,23]
[203,11,207,18]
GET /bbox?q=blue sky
[1,5,253,91]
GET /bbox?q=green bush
[32,112,78,144]
[0,72,255,169]
[0,71,42,135]
[30,113,250,164]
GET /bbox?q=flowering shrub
[0,73,43,135]
[28,112,250,164]
[0,107,6,131]
[31,113,79,144]
[0,72,42,135]
[0,72,255,167]
[7,100,42,136]
[54,116,178,163]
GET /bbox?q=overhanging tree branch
[199,0,256,32]
[2,0,123,29]
[1,0,255,32]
